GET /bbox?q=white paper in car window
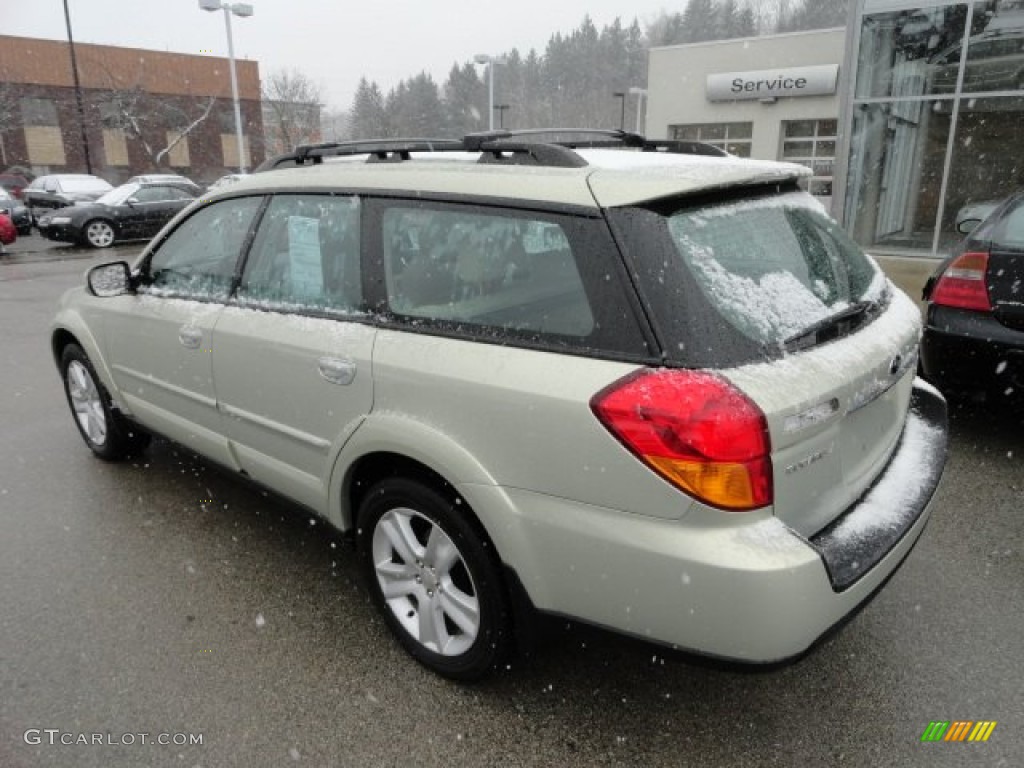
[287,215,323,299]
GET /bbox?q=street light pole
[629,87,648,135]
[474,54,495,131]
[222,6,246,172]
[612,92,625,131]
[62,0,92,173]
[200,0,253,172]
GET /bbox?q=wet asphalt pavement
[0,245,1021,767]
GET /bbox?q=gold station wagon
[52,130,948,679]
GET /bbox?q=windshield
[95,183,141,207]
[667,191,887,347]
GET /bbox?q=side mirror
[957,217,981,234]
[87,261,133,297]
[126,197,139,206]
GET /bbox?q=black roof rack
[254,138,464,172]
[253,130,730,172]
[463,128,647,150]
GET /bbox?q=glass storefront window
[940,94,1024,249]
[841,1,1024,255]
[962,2,1024,93]
[844,99,952,251]
[855,5,968,98]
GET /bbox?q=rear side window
[666,192,885,346]
[372,200,652,359]
[383,207,594,337]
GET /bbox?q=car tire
[60,343,150,460]
[358,477,512,680]
[83,219,116,248]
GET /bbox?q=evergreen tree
[443,62,485,135]
[342,4,838,137]
[778,0,849,32]
[349,77,388,139]
[681,0,719,43]
[646,11,687,46]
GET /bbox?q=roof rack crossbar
[474,141,588,168]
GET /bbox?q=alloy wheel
[85,220,115,248]
[371,506,480,656]
[66,359,107,446]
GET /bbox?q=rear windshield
[666,191,886,347]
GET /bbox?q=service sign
[706,64,839,101]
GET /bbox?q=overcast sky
[2,0,674,110]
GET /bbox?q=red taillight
[591,369,772,511]
[931,251,992,312]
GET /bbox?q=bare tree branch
[154,96,216,165]
[89,59,220,170]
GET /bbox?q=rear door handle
[317,356,356,386]
[178,326,203,349]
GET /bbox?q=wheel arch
[329,414,500,535]
[50,323,130,416]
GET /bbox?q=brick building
[0,35,264,184]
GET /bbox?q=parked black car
[23,174,113,221]
[0,188,32,235]
[921,190,1024,402]
[36,181,199,248]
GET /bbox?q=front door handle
[317,356,356,386]
[178,326,203,350]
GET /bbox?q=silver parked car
[51,130,948,680]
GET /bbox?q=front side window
[382,205,595,339]
[237,194,362,313]
[667,192,886,346]
[132,185,193,203]
[143,196,262,299]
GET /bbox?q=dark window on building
[669,122,753,157]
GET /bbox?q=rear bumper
[809,380,948,590]
[921,305,1024,395]
[460,380,948,663]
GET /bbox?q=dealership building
[647,1,1024,261]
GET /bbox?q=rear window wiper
[783,299,877,353]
